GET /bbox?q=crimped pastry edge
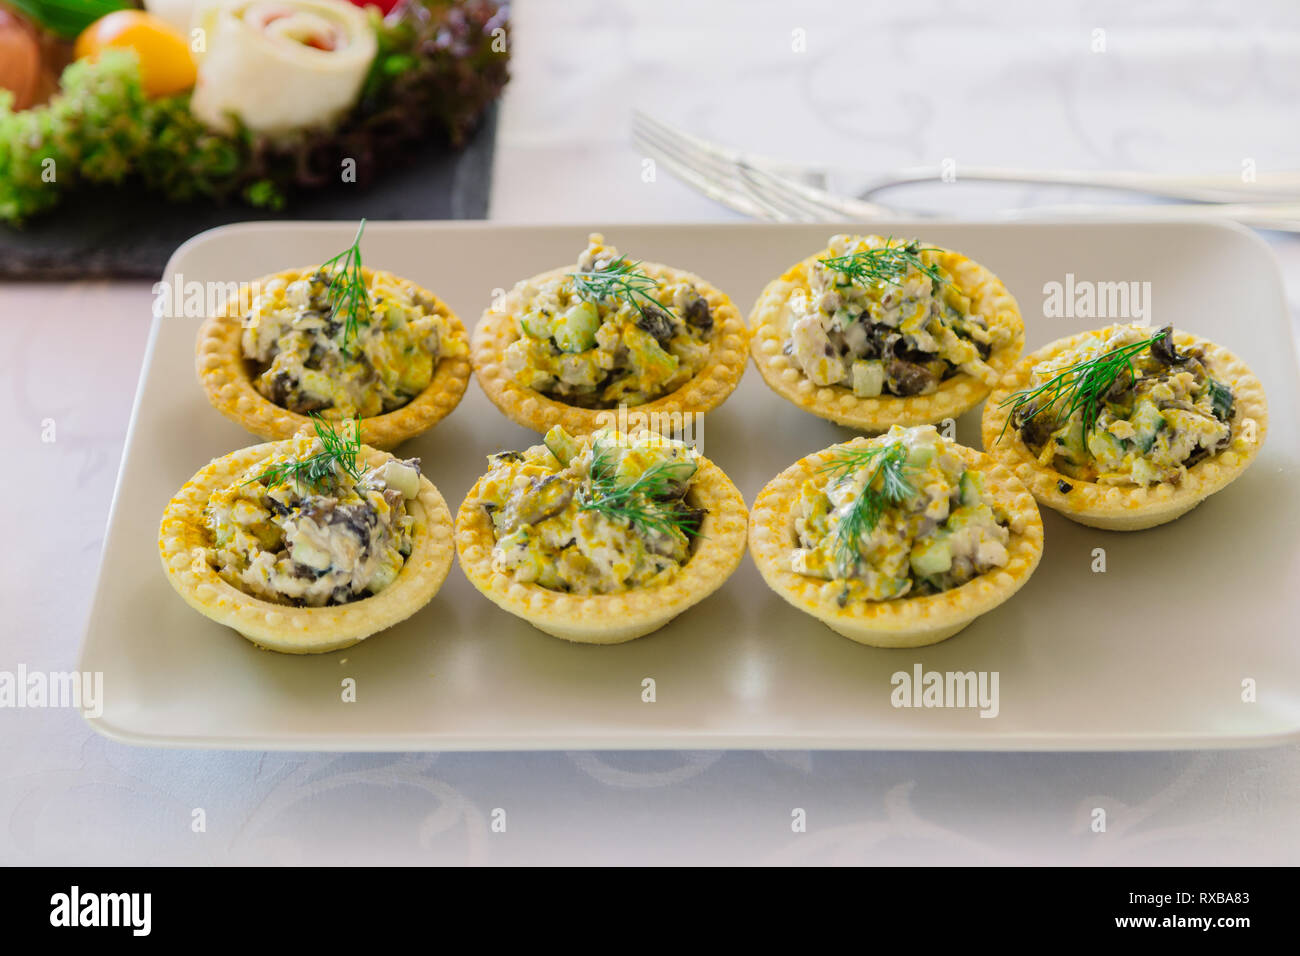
[980,326,1269,531]
[748,436,1044,648]
[748,241,1025,430]
[158,441,455,654]
[196,266,472,450]
[471,262,749,435]
[454,455,749,644]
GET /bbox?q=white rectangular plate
[79,220,1300,750]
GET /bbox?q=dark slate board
[0,104,497,281]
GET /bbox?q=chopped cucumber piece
[1054,418,1087,464]
[519,309,552,340]
[910,535,952,577]
[543,425,580,467]
[958,469,985,507]
[624,324,679,378]
[1086,428,1125,464]
[1206,378,1234,421]
[554,301,601,352]
[611,444,696,492]
[945,503,993,532]
[1130,400,1165,452]
[905,442,936,468]
[851,359,885,398]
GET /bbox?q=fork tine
[739,162,882,222]
[632,124,776,219]
[632,128,775,219]
[631,113,757,194]
[633,110,830,183]
[634,110,835,217]
[735,163,824,222]
[632,110,891,222]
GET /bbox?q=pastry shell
[455,455,749,644]
[471,262,749,435]
[197,267,471,450]
[749,437,1044,648]
[980,327,1269,531]
[159,440,455,654]
[748,240,1024,430]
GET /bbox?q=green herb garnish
[579,440,702,539]
[818,238,947,294]
[245,413,362,492]
[996,328,1171,443]
[821,442,915,576]
[5,0,129,40]
[568,256,676,321]
[318,220,370,351]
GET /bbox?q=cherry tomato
[345,0,403,17]
[75,10,197,98]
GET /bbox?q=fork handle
[1000,201,1300,232]
[859,166,1300,204]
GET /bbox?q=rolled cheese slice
[144,0,201,36]
[190,0,377,138]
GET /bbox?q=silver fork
[633,110,1300,230]
[731,160,1300,232]
[631,110,899,221]
[633,110,1300,207]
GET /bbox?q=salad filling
[477,426,705,594]
[241,258,464,419]
[204,426,421,606]
[792,425,1010,603]
[786,234,1002,397]
[1006,324,1234,486]
[504,234,715,407]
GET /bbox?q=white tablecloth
[2,0,1298,865]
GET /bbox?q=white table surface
[3,0,1299,865]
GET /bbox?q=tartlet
[981,324,1268,531]
[159,429,454,654]
[749,426,1043,648]
[455,426,748,643]
[472,233,749,435]
[197,264,471,450]
[749,234,1024,430]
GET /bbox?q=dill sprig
[996,328,1170,443]
[579,441,702,539]
[821,442,915,575]
[319,219,370,351]
[568,256,676,320]
[818,238,948,293]
[246,413,362,492]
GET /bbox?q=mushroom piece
[1150,325,1189,366]
[502,475,575,531]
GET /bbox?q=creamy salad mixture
[1012,324,1235,486]
[476,426,705,594]
[504,235,715,407]
[792,426,1010,603]
[787,235,1002,397]
[241,269,464,418]
[204,434,422,606]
